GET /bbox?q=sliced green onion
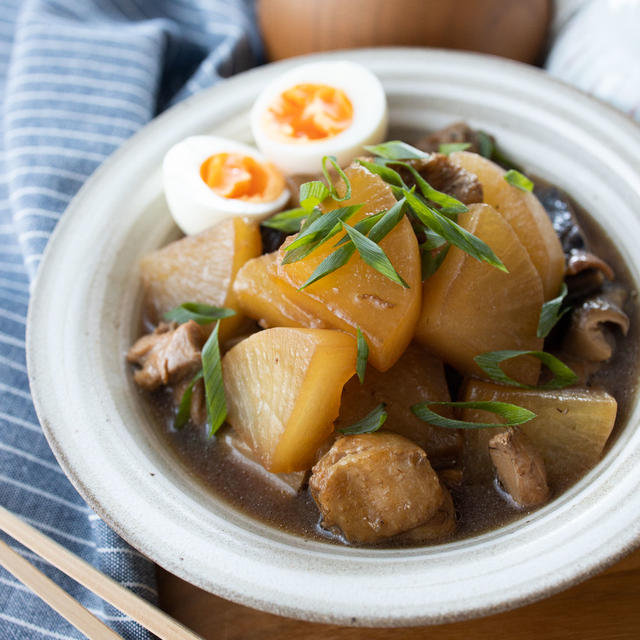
[421,243,450,279]
[322,156,351,201]
[403,188,507,272]
[282,204,362,264]
[341,221,408,288]
[202,321,226,436]
[422,228,448,251]
[476,130,494,159]
[174,369,203,430]
[537,283,571,338]
[392,162,467,216]
[411,400,536,429]
[333,211,386,248]
[438,142,471,155]
[474,350,578,389]
[163,303,236,325]
[261,207,308,233]
[339,403,387,435]
[504,169,534,192]
[356,327,369,384]
[300,181,329,210]
[356,158,406,188]
[364,140,428,160]
[299,206,322,233]
[298,243,355,290]
[368,198,407,243]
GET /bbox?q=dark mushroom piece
[534,183,587,258]
[565,248,616,303]
[566,249,615,280]
[488,428,550,508]
[563,285,630,362]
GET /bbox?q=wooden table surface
[158,545,640,639]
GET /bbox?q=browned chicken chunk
[127,321,204,390]
[488,428,550,508]
[309,433,444,544]
[393,484,456,544]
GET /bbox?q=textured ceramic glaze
[27,49,640,626]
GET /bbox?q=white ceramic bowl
[27,49,640,626]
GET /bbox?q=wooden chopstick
[0,505,204,640]
[0,538,122,639]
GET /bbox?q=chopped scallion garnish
[261,207,308,233]
[504,169,534,192]
[341,221,408,288]
[476,130,494,159]
[282,204,362,264]
[300,181,329,210]
[411,400,536,429]
[474,350,578,389]
[402,188,507,272]
[322,155,352,201]
[367,198,407,243]
[163,302,236,325]
[298,242,355,290]
[338,403,387,435]
[356,328,368,384]
[202,321,227,436]
[537,283,571,338]
[421,242,450,280]
[364,140,428,160]
[438,142,471,155]
[298,203,406,289]
[333,211,386,248]
[356,158,406,188]
[174,369,203,430]
[389,161,467,216]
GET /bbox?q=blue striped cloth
[0,1,261,637]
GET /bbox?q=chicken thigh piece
[489,428,550,508]
[309,433,445,544]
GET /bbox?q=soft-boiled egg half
[163,136,290,235]
[250,61,388,175]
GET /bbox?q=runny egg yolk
[266,83,354,142]
[200,152,285,202]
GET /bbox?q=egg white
[162,136,290,235]
[250,61,388,175]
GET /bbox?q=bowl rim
[26,47,640,627]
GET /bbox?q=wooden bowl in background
[257,0,550,64]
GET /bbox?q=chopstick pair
[0,505,203,640]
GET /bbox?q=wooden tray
[159,546,640,639]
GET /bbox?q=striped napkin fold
[0,1,261,637]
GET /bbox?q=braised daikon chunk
[416,203,544,385]
[461,380,617,489]
[223,328,356,473]
[140,217,261,340]
[275,165,422,371]
[233,251,328,329]
[450,151,565,300]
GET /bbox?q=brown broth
[138,167,640,548]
